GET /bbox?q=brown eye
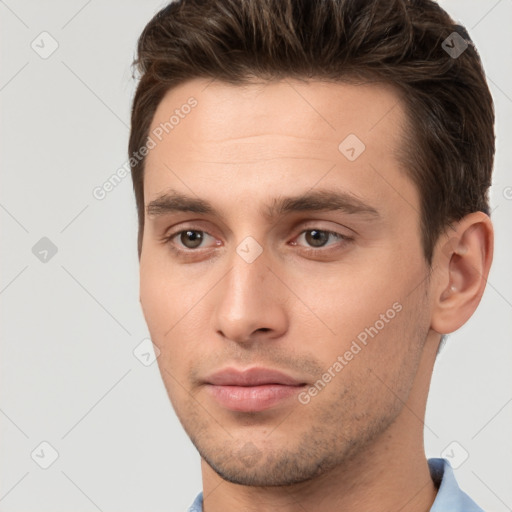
[179,230,204,249]
[304,229,330,247]
[291,228,351,255]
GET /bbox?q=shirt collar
[187,458,484,512]
[428,457,484,511]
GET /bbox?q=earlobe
[431,212,493,335]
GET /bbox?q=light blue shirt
[187,458,484,511]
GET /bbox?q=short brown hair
[129,0,495,263]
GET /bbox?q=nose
[213,240,289,345]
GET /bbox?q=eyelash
[161,226,353,258]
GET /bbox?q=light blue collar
[188,458,484,511]
[429,457,484,511]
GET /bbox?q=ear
[430,212,494,335]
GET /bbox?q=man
[128,0,495,510]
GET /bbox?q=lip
[203,367,307,412]
[205,367,304,386]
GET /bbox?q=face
[139,78,433,486]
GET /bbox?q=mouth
[203,367,307,412]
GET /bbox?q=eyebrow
[146,188,380,221]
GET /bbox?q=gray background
[1,1,511,511]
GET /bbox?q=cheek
[139,254,188,364]
[139,258,168,336]
[139,263,193,409]
[294,253,427,365]
[290,260,402,333]
[139,254,210,372]
[139,244,192,334]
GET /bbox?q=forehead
[143,77,416,220]
[147,77,405,156]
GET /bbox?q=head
[129,0,494,487]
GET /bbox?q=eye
[297,229,341,248]
[161,226,352,258]
[291,229,350,252]
[177,229,205,249]
[164,229,217,251]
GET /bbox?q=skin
[139,78,493,512]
